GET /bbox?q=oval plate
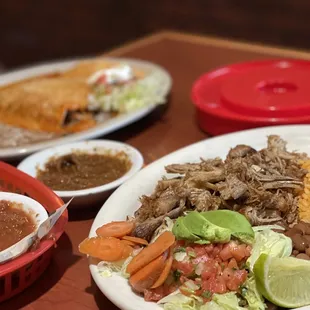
[0,57,172,161]
[89,125,310,310]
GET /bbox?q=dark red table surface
[3,31,310,310]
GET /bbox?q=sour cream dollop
[87,64,134,85]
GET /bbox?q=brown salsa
[0,200,36,251]
[37,151,132,191]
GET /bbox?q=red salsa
[0,200,36,251]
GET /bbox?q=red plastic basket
[0,161,68,302]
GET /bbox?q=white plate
[88,125,310,310]
[0,57,172,161]
[17,140,144,207]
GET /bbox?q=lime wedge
[254,253,310,308]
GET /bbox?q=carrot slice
[126,231,175,275]
[79,236,125,262]
[120,244,134,259]
[96,221,135,238]
[151,250,173,288]
[129,254,166,292]
[121,239,136,247]
[122,236,149,246]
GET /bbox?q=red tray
[0,161,68,302]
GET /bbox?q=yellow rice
[299,160,310,223]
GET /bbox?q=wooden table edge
[104,30,310,59]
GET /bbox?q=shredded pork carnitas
[132,135,309,240]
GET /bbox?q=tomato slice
[97,75,107,85]
[204,244,214,254]
[222,267,234,281]
[201,261,218,280]
[230,244,247,262]
[234,269,248,284]
[227,258,238,269]
[174,261,195,277]
[213,278,227,294]
[219,243,233,261]
[193,244,207,257]
[211,245,221,258]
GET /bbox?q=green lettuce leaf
[201,292,245,310]
[159,291,247,310]
[158,290,203,310]
[241,274,266,310]
[93,70,166,113]
[247,229,292,270]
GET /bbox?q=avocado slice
[183,211,231,243]
[201,210,254,244]
[172,211,231,243]
[172,210,254,244]
[172,216,200,241]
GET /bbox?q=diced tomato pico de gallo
[144,240,251,303]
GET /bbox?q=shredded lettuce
[91,70,167,113]
[151,217,175,243]
[201,293,245,310]
[97,248,142,278]
[241,274,266,310]
[158,290,203,310]
[252,225,285,232]
[159,291,247,310]
[247,229,292,270]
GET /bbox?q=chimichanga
[61,60,116,79]
[0,59,146,134]
[62,59,145,80]
[0,77,96,133]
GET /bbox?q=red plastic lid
[192,59,310,135]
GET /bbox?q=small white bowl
[0,192,48,263]
[17,140,144,207]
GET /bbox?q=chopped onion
[195,262,204,276]
[184,280,199,291]
[174,252,187,262]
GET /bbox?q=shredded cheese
[299,160,310,222]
